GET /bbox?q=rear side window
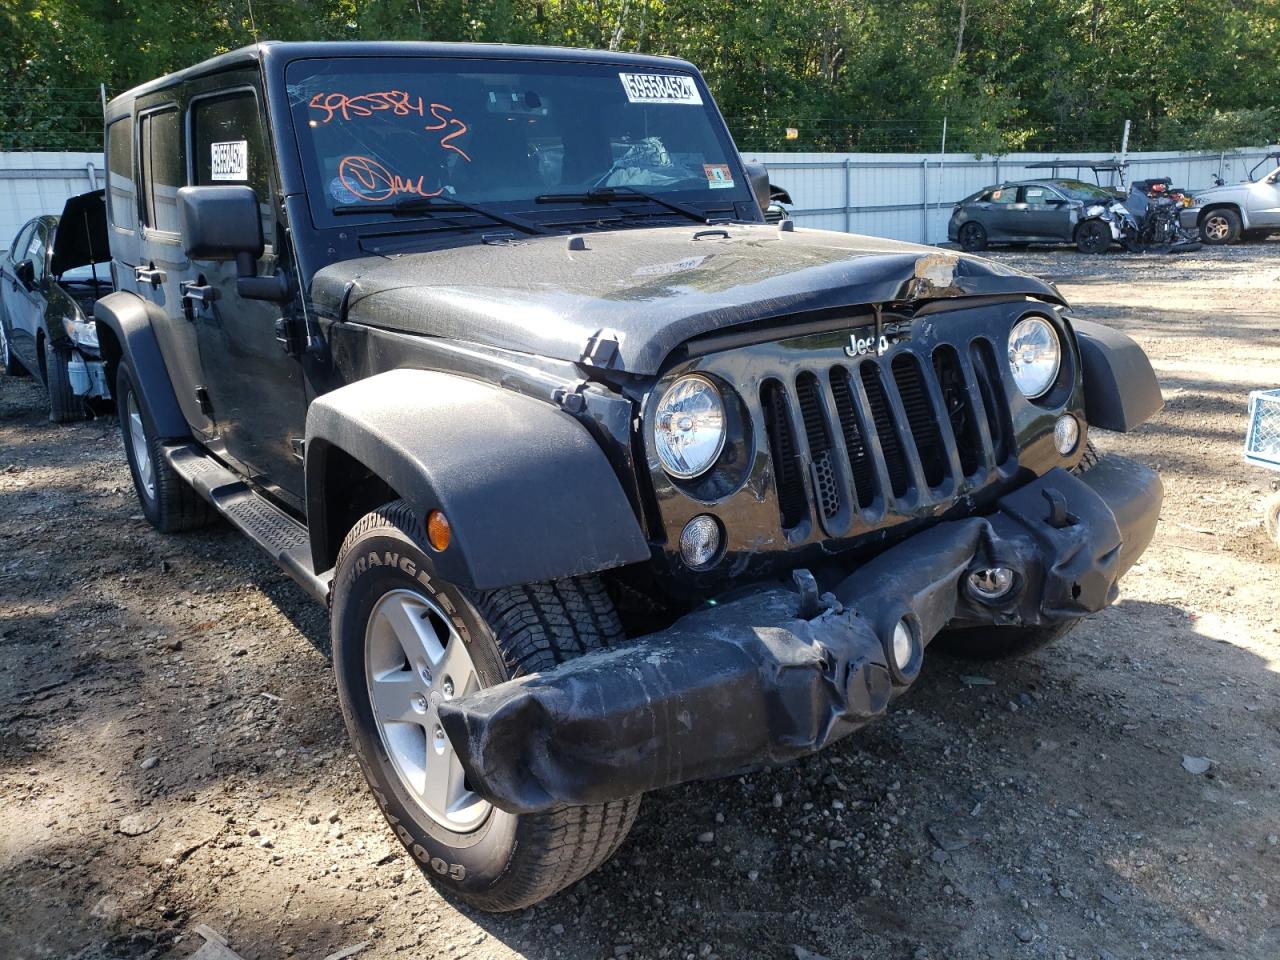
[139,108,184,235]
[983,186,1016,205]
[190,90,271,202]
[106,116,137,231]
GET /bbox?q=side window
[27,223,47,282]
[139,108,185,235]
[985,186,1016,205]
[1022,186,1055,205]
[106,116,138,232]
[8,222,35,264]
[190,90,271,203]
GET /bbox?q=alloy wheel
[126,391,156,500]
[1204,215,1229,242]
[365,588,490,832]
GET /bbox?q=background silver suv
[1182,162,1280,244]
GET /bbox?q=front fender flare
[93,291,189,438]
[1070,318,1163,432]
[306,368,650,590]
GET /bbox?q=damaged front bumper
[439,455,1162,814]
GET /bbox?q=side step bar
[163,443,333,605]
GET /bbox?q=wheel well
[35,328,47,381]
[1199,202,1240,224]
[95,320,123,391]
[312,443,402,574]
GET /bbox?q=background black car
[0,190,113,421]
[948,178,1130,254]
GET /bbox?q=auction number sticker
[619,73,703,105]
[211,140,249,181]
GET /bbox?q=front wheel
[1075,219,1112,254]
[43,336,84,423]
[1200,208,1241,245]
[331,501,640,912]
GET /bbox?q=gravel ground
[1,241,1278,960]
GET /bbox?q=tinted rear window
[106,116,137,232]
[140,108,184,234]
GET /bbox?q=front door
[185,85,307,505]
[1246,165,1280,228]
[1019,184,1072,239]
[1,221,41,369]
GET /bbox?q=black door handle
[181,283,217,305]
[135,266,166,286]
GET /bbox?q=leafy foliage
[2,0,1278,152]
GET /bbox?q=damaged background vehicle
[93,41,1165,914]
[948,178,1135,254]
[0,189,113,421]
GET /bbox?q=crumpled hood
[311,222,1064,375]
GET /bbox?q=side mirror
[769,182,793,205]
[177,185,290,302]
[14,259,35,288]
[741,160,772,214]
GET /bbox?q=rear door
[982,184,1024,239]
[185,84,307,503]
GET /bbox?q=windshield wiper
[334,195,551,235]
[535,186,714,225]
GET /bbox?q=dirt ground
[2,241,1278,960]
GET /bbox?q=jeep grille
[759,339,1013,537]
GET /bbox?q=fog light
[891,619,914,671]
[679,515,722,569]
[968,567,1014,601]
[1054,414,1079,455]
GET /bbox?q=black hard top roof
[105,40,691,118]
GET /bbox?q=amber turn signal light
[426,510,451,552]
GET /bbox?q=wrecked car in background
[1,190,113,420]
[95,40,1164,913]
[948,178,1135,254]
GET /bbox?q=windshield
[1053,180,1115,202]
[285,57,747,224]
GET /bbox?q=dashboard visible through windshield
[284,57,747,225]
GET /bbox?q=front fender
[92,291,189,437]
[305,368,650,590]
[1069,318,1163,432]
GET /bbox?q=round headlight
[1007,316,1061,399]
[653,374,726,479]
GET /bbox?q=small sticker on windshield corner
[210,140,249,181]
[619,72,703,105]
[704,164,734,188]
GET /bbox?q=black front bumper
[439,455,1161,814]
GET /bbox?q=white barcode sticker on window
[618,73,703,105]
[211,140,249,181]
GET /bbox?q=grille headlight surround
[1007,316,1061,400]
[653,374,727,479]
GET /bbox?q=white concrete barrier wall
[0,152,104,254]
[743,147,1280,244]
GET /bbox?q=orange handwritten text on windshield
[309,92,471,161]
[309,91,425,123]
[338,155,444,202]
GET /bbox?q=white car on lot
[1182,159,1280,244]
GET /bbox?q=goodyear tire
[934,442,1099,660]
[43,336,84,423]
[116,362,214,533]
[1200,208,1240,245]
[330,500,640,912]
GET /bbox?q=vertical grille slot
[933,345,981,476]
[795,372,841,520]
[829,367,877,508]
[891,353,948,487]
[761,379,808,529]
[971,338,1013,464]
[859,362,911,497]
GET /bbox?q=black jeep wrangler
[95,41,1163,911]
